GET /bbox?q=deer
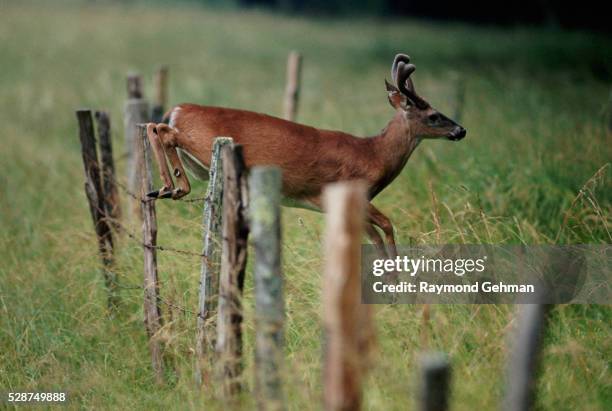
[144,54,466,258]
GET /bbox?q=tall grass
[0,2,610,410]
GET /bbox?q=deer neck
[369,112,421,196]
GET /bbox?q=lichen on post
[124,73,149,218]
[76,109,118,310]
[250,166,285,411]
[216,144,249,397]
[195,136,234,386]
[138,124,165,386]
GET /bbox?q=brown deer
[145,54,466,257]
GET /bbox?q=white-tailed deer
[145,54,466,256]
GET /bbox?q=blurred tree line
[191,0,609,31]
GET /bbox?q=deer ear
[385,79,407,109]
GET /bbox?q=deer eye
[428,113,440,123]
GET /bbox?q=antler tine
[396,61,429,109]
[391,53,410,85]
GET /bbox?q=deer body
[168,104,419,203]
[146,54,466,256]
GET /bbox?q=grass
[0,1,610,410]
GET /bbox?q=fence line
[195,137,234,386]
[419,353,451,411]
[152,65,169,123]
[95,110,121,224]
[503,303,551,411]
[138,124,166,385]
[250,167,285,411]
[322,181,373,411]
[283,51,302,121]
[124,73,149,217]
[73,62,554,410]
[76,109,119,310]
[216,144,249,398]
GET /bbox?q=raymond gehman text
[370,254,534,298]
[359,245,605,304]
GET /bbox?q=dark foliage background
[237,0,609,32]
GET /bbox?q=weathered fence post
[283,51,302,122]
[418,352,451,411]
[216,145,249,397]
[250,167,285,411]
[76,109,119,310]
[95,110,121,224]
[124,73,149,217]
[138,124,165,385]
[322,181,374,411]
[195,136,234,386]
[152,66,169,123]
[453,74,466,123]
[503,304,551,411]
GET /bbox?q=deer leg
[367,203,398,259]
[145,123,175,199]
[163,145,191,200]
[366,223,389,258]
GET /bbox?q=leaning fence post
[418,352,451,411]
[95,110,121,225]
[138,124,165,385]
[503,304,551,411]
[216,144,249,397]
[454,75,466,123]
[322,181,373,411]
[124,73,149,217]
[195,136,234,386]
[76,109,119,310]
[152,66,169,123]
[250,167,285,410]
[283,51,302,122]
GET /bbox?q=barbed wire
[107,215,209,259]
[103,170,208,204]
[91,176,212,260]
[107,275,203,317]
[93,171,217,316]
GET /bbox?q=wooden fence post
[138,124,165,385]
[322,181,373,411]
[453,73,466,123]
[76,109,119,310]
[250,167,285,411]
[418,352,451,411]
[216,144,249,397]
[124,73,149,217]
[95,110,121,224]
[503,304,551,411]
[283,51,302,122]
[195,136,234,386]
[152,66,169,123]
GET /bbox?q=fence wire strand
[104,170,208,204]
[93,171,215,317]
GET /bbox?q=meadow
[0,1,610,409]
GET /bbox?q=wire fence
[95,171,212,317]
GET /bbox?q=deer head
[385,54,466,141]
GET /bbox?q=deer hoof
[159,190,173,199]
[146,190,160,198]
[172,188,189,200]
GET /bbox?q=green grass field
[0,1,610,409]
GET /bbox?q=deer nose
[449,126,466,141]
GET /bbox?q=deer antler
[392,54,429,109]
